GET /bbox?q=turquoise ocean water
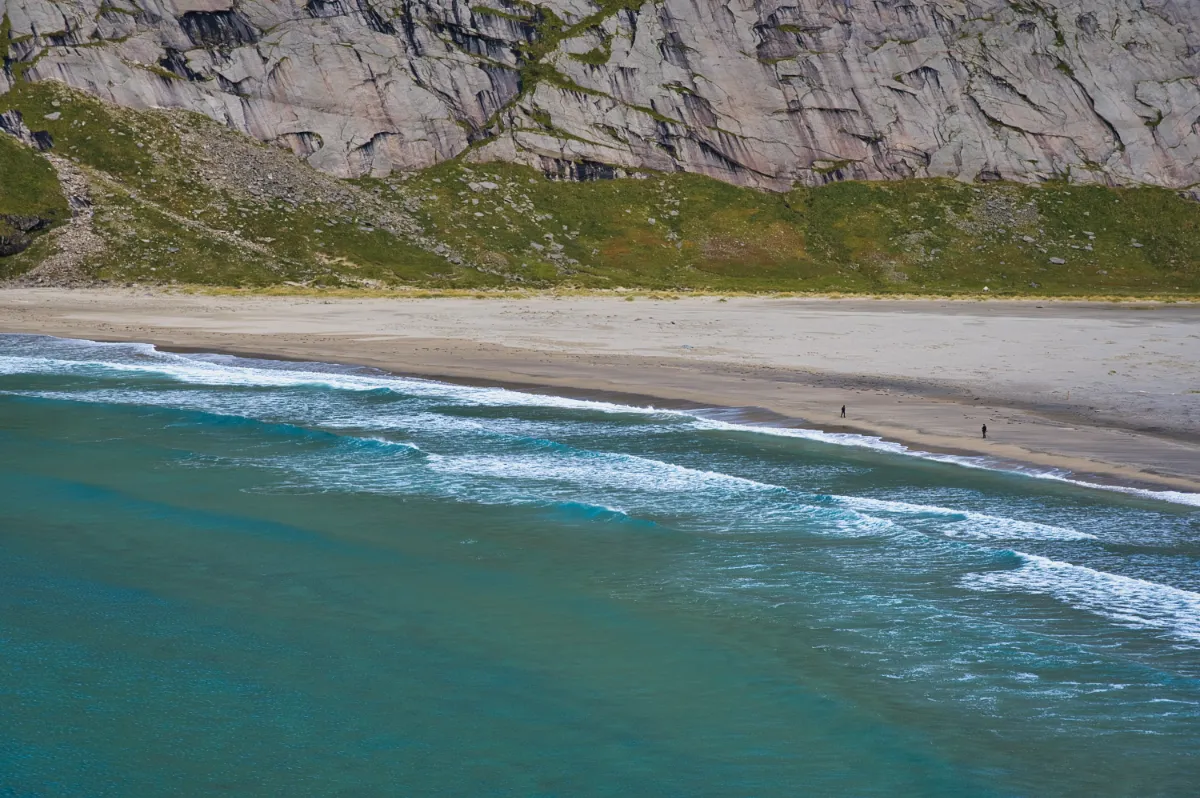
[0,333,1197,796]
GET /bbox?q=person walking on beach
[841,405,846,418]
[981,424,987,439]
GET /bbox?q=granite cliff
[2,0,1198,190]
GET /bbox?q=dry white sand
[2,289,1197,490]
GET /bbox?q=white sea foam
[836,496,1097,541]
[5,336,1199,508]
[281,441,914,539]
[0,345,670,416]
[425,451,781,494]
[962,553,1200,643]
[14,358,1097,541]
[693,416,917,454]
[0,355,87,376]
[1031,475,1200,509]
[689,417,1200,509]
[362,437,423,452]
[827,511,903,539]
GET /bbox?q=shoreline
[2,288,1198,496]
[155,342,1200,501]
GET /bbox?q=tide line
[5,335,1198,508]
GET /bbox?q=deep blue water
[0,334,1197,796]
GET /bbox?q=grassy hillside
[397,163,1200,295]
[0,130,69,276]
[0,133,66,219]
[1,81,1198,296]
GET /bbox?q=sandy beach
[1,288,1197,492]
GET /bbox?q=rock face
[2,0,1198,190]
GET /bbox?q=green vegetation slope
[0,128,68,273]
[1,82,1198,296]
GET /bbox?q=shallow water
[0,334,1197,796]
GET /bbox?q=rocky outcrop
[0,212,45,255]
[2,0,1198,190]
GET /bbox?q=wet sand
[1,288,1197,492]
